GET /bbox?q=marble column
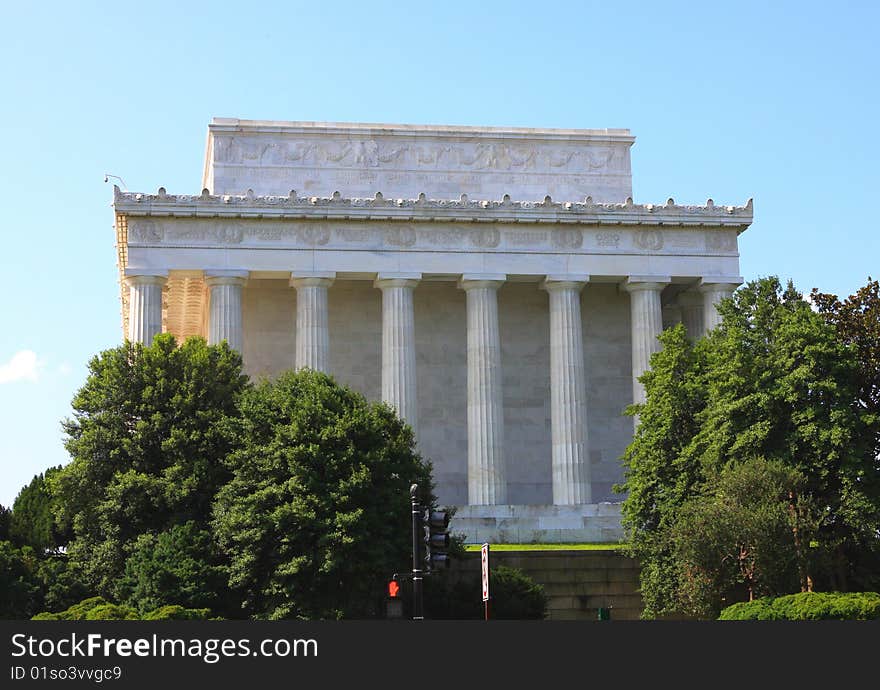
[662,303,682,331]
[677,290,705,341]
[375,273,420,437]
[125,270,167,345]
[699,277,742,332]
[459,274,507,505]
[623,276,670,409]
[206,270,248,352]
[542,276,591,505]
[290,272,335,372]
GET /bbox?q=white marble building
[113,118,752,543]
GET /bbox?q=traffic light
[387,575,400,598]
[422,507,451,570]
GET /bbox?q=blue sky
[1,0,877,507]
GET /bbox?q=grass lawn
[463,543,626,552]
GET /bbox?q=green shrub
[32,596,212,620]
[717,599,779,620]
[426,565,548,620]
[719,592,880,620]
[84,603,138,620]
[142,605,211,620]
[56,596,109,620]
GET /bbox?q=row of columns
[124,268,738,506]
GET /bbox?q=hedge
[719,592,880,620]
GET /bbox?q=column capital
[541,274,589,292]
[374,272,421,289]
[676,290,703,307]
[459,273,506,291]
[124,269,168,287]
[290,271,335,289]
[621,275,671,293]
[205,269,249,287]
[698,276,742,292]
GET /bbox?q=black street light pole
[410,483,424,620]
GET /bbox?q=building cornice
[208,118,636,144]
[113,187,753,231]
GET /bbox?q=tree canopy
[9,467,67,553]
[620,277,880,618]
[52,334,248,596]
[213,369,433,620]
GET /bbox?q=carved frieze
[551,229,583,250]
[213,136,628,174]
[705,232,737,252]
[635,229,664,251]
[128,219,164,243]
[207,126,636,201]
[125,218,738,256]
[596,232,620,248]
[384,226,417,247]
[470,228,501,248]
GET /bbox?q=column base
[449,503,623,545]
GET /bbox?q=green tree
[10,467,68,552]
[690,277,878,591]
[811,278,880,460]
[672,458,816,618]
[810,278,880,588]
[213,369,433,620]
[620,277,880,618]
[52,334,248,596]
[33,555,90,614]
[617,323,708,617]
[117,521,228,615]
[0,541,40,619]
[0,505,10,541]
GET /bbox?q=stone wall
[453,549,643,620]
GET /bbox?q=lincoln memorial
[112,118,752,542]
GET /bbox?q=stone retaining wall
[454,549,643,620]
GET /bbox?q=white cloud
[0,350,41,384]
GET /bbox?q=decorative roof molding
[113,187,753,229]
[209,118,636,144]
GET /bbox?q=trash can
[597,606,611,621]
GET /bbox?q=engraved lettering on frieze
[635,229,664,251]
[470,227,501,248]
[168,225,207,242]
[705,232,737,252]
[665,231,701,249]
[508,230,548,246]
[130,219,164,243]
[596,231,620,248]
[384,226,417,247]
[339,227,376,243]
[551,229,583,249]
[247,224,300,241]
[420,226,468,246]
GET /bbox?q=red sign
[481,543,490,602]
[388,579,400,598]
